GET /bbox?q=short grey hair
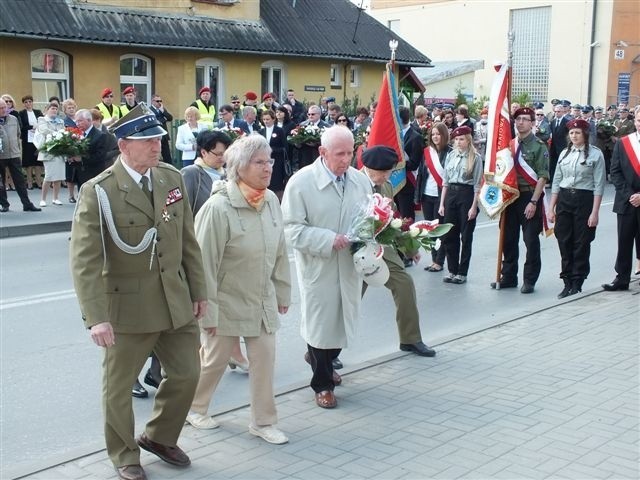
[225,134,272,182]
[242,106,257,118]
[75,109,92,121]
[308,104,321,115]
[320,125,354,150]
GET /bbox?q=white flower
[434,239,441,251]
[390,218,403,229]
[53,131,63,139]
[45,134,53,142]
[409,227,420,238]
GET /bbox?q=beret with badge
[122,86,135,96]
[566,118,590,131]
[451,125,473,138]
[513,107,535,120]
[199,86,211,96]
[101,88,113,98]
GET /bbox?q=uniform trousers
[0,157,33,208]
[501,191,543,285]
[103,322,200,467]
[555,189,597,281]
[443,184,477,276]
[421,193,446,265]
[306,345,341,393]
[613,205,640,283]
[362,258,421,344]
[394,183,416,222]
[191,325,277,427]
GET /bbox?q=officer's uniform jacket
[70,157,206,333]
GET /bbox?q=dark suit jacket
[403,126,424,173]
[18,109,43,142]
[238,119,262,134]
[78,126,111,185]
[610,136,640,215]
[550,115,570,158]
[217,118,244,129]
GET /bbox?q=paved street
[1,184,639,479]
[12,286,639,480]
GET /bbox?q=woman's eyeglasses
[252,159,275,167]
[337,118,348,123]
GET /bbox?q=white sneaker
[52,199,63,206]
[186,412,219,430]
[249,424,289,445]
[39,200,47,207]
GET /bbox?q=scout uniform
[70,104,206,478]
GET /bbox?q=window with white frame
[31,49,69,109]
[509,6,551,101]
[120,54,152,104]
[196,58,224,108]
[387,19,400,34]
[261,61,286,101]
[330,64,342,87]
[349,65,361,88]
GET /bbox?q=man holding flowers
[359,146,437,357]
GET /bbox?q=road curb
[0,221,71,239]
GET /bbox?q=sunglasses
[535,114,544,116]
[231,101,240,104]
[337,118,348,123]
[154,99,163,103]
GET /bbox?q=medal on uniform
[162,207,171,223]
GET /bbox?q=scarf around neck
[237,179,266,210]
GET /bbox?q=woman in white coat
[175,106,205,168]
[282,126,371,409]
[34,102,66,206]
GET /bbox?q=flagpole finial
[389,39,398,62]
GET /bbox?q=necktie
[373,185,381,194]
[227,122,231,129]
[336,176,344,193]
[140,176,153,206]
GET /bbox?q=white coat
[282,158,371,349]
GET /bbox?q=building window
[349,65,361,87]
[330,64,342,87]
[120,54,152,103]
[387,19,400,34]
[509,6,551,101]
[31,49,69,109]
[261,61,286,101]
[196,58,224,108]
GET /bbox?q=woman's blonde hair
[454,133,478,176]
[184,106,200,121]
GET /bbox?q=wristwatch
[529,199,538,205]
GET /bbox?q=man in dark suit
[284,89,306,124]
[70,104,207,480]
[549,103,570,187]
[217,104,245,129]
[75,109,110,187]
[238,106,262,134]
[150,94,174,164]
[395,107,423,224]
[603,108,640,292]
[294,105,329,170]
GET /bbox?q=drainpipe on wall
[587,0,598,104]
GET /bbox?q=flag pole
[494,31,515,289]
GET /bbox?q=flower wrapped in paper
[211,126,244,143]
[39,127,89,157]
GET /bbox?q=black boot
[569,278,583,295]
[557,278,572,299]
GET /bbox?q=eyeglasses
[535,114,544,116]
[337,118,348,123]
[308,112,319,116]
[208,150,225,158]
[231,101,240,104]
[251,159,275,167]
[154,99,162,103]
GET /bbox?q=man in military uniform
[615,107,636,138]
[491,107,549,294]
[361,146,436,357]
[70,104,207,480]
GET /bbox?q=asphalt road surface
[0,185,621,475]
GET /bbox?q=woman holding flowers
[438,125,483,284]
[189,135,291,445]
[35,102,66,206]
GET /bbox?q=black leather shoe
[23,204,42,212]
[143,371,160,389]
[0,206,9,212]
[400,341,436,357]
[490,281,517,289]
[557,286,571,299]
[132,382,148,398]
[602,280,629,291]
[520,283,535,294]
[332,358,343,370]
[137,432,190,467]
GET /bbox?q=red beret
[262,92,273,101]
[199,86,211,96]
[245,91,258,101]
[122,86,135,95]
[566,118,590,131]
[513,107,535,121]
[101,88,113,98]
[451,125,472,138]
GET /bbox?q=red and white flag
[479,64,519,218]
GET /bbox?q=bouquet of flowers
[346,193,452,256]
[353,126,369,150]
[39,127,89,157]
[596,119,617,140]
[287,123,324,147]
[418,121,433,145]
[212,126,245,143]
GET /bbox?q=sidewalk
[0,190,75,238]
[14,286,639,480]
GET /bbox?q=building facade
[369,0,639,108]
